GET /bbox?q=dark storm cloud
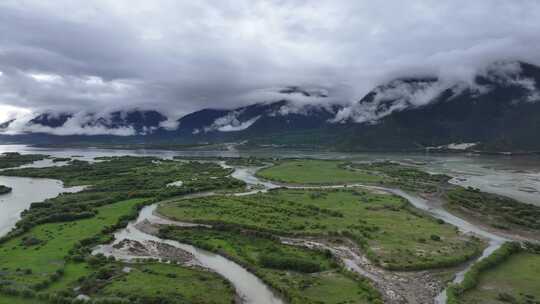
[1,0,540,126]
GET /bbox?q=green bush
[446,242,522,304]
[258,253,322,273]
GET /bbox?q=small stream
[93,197,284,304]
[232,170,513,304]
[371,188,508,304]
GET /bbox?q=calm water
[0,156,85,238]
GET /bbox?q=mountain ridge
[2,61,540,152]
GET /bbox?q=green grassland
[160,227,381,304]
[0,153,47,169]
[257,159,450,193]
[0,297,42,304]
[257,159,384,185]
[349,161,450,193]
[446,187,540,232]
[158,189,483,270]
[257,159,451,195]
[101,263,235,304]
[0,198,144,288]
[1,157,243,239]
[0,157,243,303]
[460,252,540,304]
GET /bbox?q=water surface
[2,144,539,205]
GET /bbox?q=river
[1,144,539,303]
[1,144,539,205]
[0,158,85,237]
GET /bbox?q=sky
[1,0,540,126]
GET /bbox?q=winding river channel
[1,145,539,303]
[233,170,514,304]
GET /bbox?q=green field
[3,154,532,304]
[0,198,145,288]
[461,252,540,304]
[257,159,384,185]
[257,159,451,194]
[0,157,243,303]
[0,153,47,169]
[101,263,234,304]
[446,187,540,232]
[160,227,380,304]
[349,161,450,193]
[0,297,42,304]
[158,188,483,270]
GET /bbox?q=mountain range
[1,61,540,152]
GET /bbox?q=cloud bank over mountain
[2,1,540,135]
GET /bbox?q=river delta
[0,145,539,304]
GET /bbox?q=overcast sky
[1,0,540,123]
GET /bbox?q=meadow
[460,252,540,304]
[256,159,384,184]
[446,187,540,232]
[101,263,235,304]
[256,159,451,194]
[158,188,484,270]
[447,242,540,304]
[0,156,242,303]
[0,153,48,169]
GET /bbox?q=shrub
[258,253,322,273]
[430,234,441,241]
[446,242,521,304]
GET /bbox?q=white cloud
[3,111,136,136]
[332,61,540,123]
[0,0,540,134]
[217,116,260,132]
[29,73,63,83]
[0,105,32,125]
[203,111,261,132]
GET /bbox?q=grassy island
[0,153,47,169]
[160,227,381,304]
[257,159,384,185]
[0,156,242,303]
[158,188,484,270]
[257,159,450,193]
[0,185,12,195]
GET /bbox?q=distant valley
[2,61,540,153]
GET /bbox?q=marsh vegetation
[0,153,47,169]
[1,154,537,304]
[158,189,484,270]
[0,156,242,303]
